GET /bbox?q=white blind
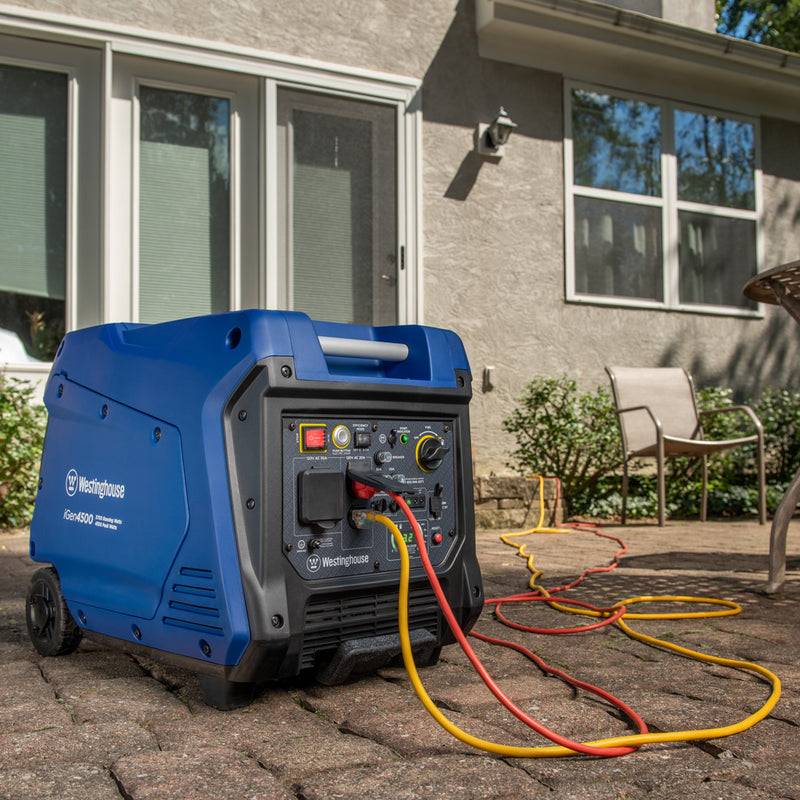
[0,112,65,300]
[139,140,218,323]
[137,86,230,325]
[293,163,353,324]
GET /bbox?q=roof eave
[476,0,800,121]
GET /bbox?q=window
[137,86,232,323]
[0,64,67,362]
[108,56,261,327]
[674,111,757,308]
[0,37,101,369]
[566,85,760,314]
[277,90,399,326]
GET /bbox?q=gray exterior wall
[5,0,800,477]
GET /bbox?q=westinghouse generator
[26,310,483,708]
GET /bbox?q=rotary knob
[416,435,449,472]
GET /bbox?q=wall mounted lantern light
[476,107,518,158]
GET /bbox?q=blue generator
[25,311,483,708]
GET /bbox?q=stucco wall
[5,0,800,477]
[5,0,456,78]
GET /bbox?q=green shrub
[749,386,800,484]
[0,372,47,528]
[502,376,621,511]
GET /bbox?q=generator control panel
[283,416,458,581]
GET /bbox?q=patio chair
[605,366,766,527]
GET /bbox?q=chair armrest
[699,404,764,435]
[616,404,663,431]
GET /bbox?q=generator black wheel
[25,567,83,657]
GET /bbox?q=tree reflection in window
[572,90,661,197]
[675,111,755,210]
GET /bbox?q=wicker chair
[606,366,766,527]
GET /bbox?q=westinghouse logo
[65,468,125,500]
[65,469,78,497]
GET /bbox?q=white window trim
[564,80,764,318]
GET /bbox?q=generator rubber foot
[316,629,439,685]
[198,675,256,710]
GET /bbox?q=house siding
[3,0,800,478]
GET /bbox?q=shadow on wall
[771,188,800,231]
[444,152,485,201]
[659,311,800,398]
[422,0,561,201]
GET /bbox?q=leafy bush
[749,386,800,484]
[504,376,800,520]
[502,376,621,509]
[675,386,800,518]
[0,372,47,528]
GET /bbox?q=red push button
[432,532,443,545]
[301,425,327,452]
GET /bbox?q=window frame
[265,78,419,325]
[0,35,102,371]
[564,81,764,317]
[129,74,248,324]
[109,56,262,326]
[273,85,401,326]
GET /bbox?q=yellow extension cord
[367,482,782,758]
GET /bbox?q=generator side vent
[300,584,440,669]
[162,567,224,636]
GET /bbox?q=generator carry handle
[318,335,409,363]
[285,313,470,386]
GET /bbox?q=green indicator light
[400,434,409,444]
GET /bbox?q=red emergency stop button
[300,424,327,452]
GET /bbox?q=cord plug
[346,463,408,495]
[349,508,372,530]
